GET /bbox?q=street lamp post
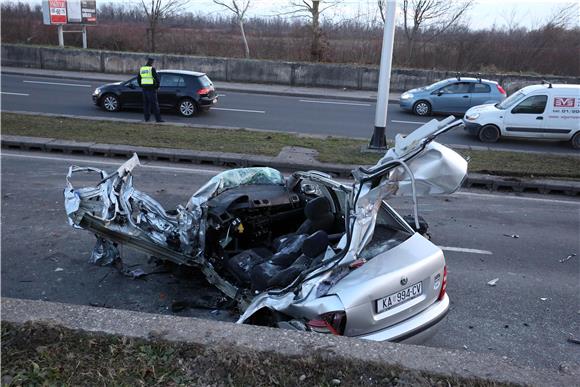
[369,0,398,149]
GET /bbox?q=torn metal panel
[90,236,119,266]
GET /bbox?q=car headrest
[302,230,329,258]
[304,196,331,220]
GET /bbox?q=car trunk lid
[328,233,445,337]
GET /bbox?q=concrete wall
[42,46,102,72]
[1,44,42,68]
[2,44,579,93]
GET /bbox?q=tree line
[1,1,578,76]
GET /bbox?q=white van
[463,83,580,148]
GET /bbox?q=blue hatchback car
[400,76,507,116]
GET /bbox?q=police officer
[138,57,164,123]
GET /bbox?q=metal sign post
[58,25,64,47]
[369,0,398,149]
[82,25,87,48]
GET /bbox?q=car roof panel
[158,69,206,77]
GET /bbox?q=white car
[463,83,580,148]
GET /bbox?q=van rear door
[504,93,548,138]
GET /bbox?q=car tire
[178,98,198,117]
[571,132,580,149]
[478,124,501,143]
[101,94,120,112]
[413,100,432,116]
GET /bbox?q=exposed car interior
[193,168,416,293]
[202,176,347,292]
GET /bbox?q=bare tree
[378,0,474,64]
[501,7,524,33]
[543,3,578,29]
[527,3,579,63]
[213,0,251,58]
[285,0,342,62]
[140,0,190,52]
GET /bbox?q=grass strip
[1,322,507,386]
[2,112,578,179]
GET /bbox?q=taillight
[307,311,346,336]
[438,265,447,300]
[497,84,506,95]
[197,87,212,95]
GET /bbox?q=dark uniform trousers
[143,89,162,122]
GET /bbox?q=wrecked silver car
[64,117,467,343]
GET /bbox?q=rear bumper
[463,120,482,135]
[199,95,218,108]
[354,294,449,344]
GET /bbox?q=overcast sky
[9,0,580,30]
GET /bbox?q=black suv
[92,70,218,117]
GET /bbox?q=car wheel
[571,132,580,149]
[101,94,120,112]
[413,101,431,116]
[178,99,197,117]
[478,125,501,143]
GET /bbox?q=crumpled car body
[64,116,467,343]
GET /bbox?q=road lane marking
[299,99,371,107]
[1,153,220,175]
[23,80,92,88]
[212,107,265,114]
[391,119,426,125]
[1,92,29,96]
[439,246,493,255]
[456,191,580,205]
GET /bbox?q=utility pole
[369,0,397,149]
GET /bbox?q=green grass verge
[2,112,578,179]
[1,322,510,386]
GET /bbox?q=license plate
[376,282,422,313]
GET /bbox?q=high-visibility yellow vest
[140,66,154,85]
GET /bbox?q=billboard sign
[42,0,97,25]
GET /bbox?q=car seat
[296,197,335,235]
[250,231,329,291]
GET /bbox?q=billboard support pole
[58,25,64,47]
[82,25,87,48]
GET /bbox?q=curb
[1,69,392,103]
[2,135,580,196]
[2,297,576,386]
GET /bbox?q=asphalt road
[1,151,579,373]
[1,72,577,154]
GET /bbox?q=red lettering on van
[554,97,575,107]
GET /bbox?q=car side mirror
[127,83,135,89]
[432,91,443,96]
